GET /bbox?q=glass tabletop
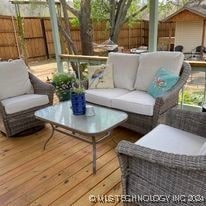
[35,101,128,135]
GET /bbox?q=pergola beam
[10,0,60,5]
[149,0,158,52]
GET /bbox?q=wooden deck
[0,60,140,206]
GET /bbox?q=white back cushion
[134,52,184,91]
[0,59,34,100]
[107,52,140,90]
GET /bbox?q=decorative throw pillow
[147,68,179,98]
[88,64,114,89]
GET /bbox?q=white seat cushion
[1,94,49,114]
[85,88,130,107]
[111,91,155,116]
[0,59,34,100]
[134,51,184,91]
[135,124,206,155]
[107,52,140,90]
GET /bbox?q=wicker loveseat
[0,59,55,137]
[117,108,206,206]
[86,52,191,134]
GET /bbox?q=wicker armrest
[0,101,6,116]
[165,108,206,137]
[29,72,55,103]
[116,140,206,170]
[154,62,191,115]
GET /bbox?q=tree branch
[124,4,148,23]
[63,1,80,18]
[58,22,77,54]
[113,0,132,37]
[120,0,133,23]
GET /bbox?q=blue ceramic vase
[71,92,86,115]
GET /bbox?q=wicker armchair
[0,72,55,137]
[117,109,206,206]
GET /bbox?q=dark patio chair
[195,45,206,53]
[174,45,183,52]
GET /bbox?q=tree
[60,0,203,55]
[60,0,78,55]
[158,0,204,19]
[108,0,147,43]
[62,0,147,50]
[61,0,93,55]
[91,0,147,43]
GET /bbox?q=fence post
[40,18,49,59]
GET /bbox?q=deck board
[0,60,140,206]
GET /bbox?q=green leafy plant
[52,72,75,87]
[71,87,85,94]
[179,90,204,106]
[52,72,76,101]
[69,18,80,27]
[71,79,85,94]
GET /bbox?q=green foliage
[73,0,81,10]
[52,72,76,87]
[69,18,80,27]
[179,90,204,106]
[52,72,76,101]
[71,86,85,94]
[126,0,145,25]
[91,0,109,22]
[52,72,86,95]
[158,0,192,19]
[71,0,143,24]
[71,77,86,94]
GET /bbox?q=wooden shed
[164,4,206,53]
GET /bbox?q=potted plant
[52,72,75,102]
[71,84,86,115]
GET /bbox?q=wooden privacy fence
[0,15,175,61]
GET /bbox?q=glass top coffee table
[35,101,128,174]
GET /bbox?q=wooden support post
[48,0,63,72]
[168,22,172,51]
[140,21,142,47]
[201,19,206,60]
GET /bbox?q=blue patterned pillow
[147,68,179,98]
